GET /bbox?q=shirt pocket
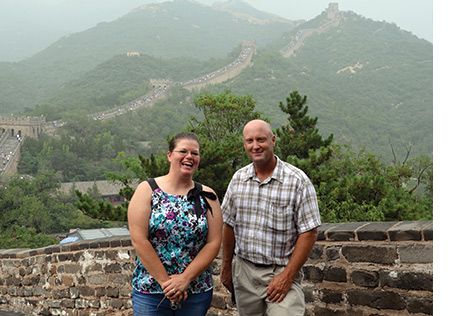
[267,201,294,231]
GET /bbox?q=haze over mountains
[0,0,432,159]
[0,0,432,62]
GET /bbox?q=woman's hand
[162,274,189,303]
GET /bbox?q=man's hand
[220,264,234,293]
[266,270,293,303]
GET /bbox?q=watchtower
[0,115,46,139]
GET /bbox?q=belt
[240,257,274,268]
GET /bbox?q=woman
[128,132,223,316]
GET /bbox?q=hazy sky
[243,0,432,41]
[0,0,433,61]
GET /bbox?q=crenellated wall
[0,221,432,315]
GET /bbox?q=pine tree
[276,91,333,160]
[189,91,262,199]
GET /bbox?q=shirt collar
[244,156,284,183]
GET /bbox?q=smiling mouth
[181,161,194,167]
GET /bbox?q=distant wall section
[0,116,45,139]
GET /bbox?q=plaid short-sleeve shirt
[222,156,321,266]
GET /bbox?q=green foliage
[275,91,333,160]
[96,90,432,223]
[0,1,292,114]
[219,14,432,159]
[189,91,262,198]
[0,171,108,248]
[0,225,58,249]
[287,145,432,222]
[105,152,169,201]
[5,89,432,250]
[18,120,129,181]
[269,89,431,222]
[71,91,263,219]
[74,190,127,222]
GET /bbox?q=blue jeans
[132,289,213,316]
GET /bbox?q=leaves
[189,91,261,198]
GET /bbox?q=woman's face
[167,138,200,176]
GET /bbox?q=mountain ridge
[0,1,432,159]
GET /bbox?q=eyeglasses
[173,150,200,157]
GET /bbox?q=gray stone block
[326,222,369,241]
[309,244,323,260]
[302,265,324,282]
[52,288,70,299]
[78,286,95,297]
[347,289,406,310]
[60,299,75,308]
[388,221,430,241]
[325,247,340,261]
[317,223,337,241]
[351,270,379,288]
[320,288,343,304]
[303,286,315,303]
[323,266,347,282]
[106,287,119,298]
[313,306,347,316]
[342,245,398,264]
[211,292,228,309]
[398,244,432,263]
[326,222,367,241]
[356,222,397,241]
[104,263,122,273]
[423,222,433,241]
[406,296,433,314]
[379,271,432,291]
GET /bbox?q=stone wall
[0,221,432,315]
[0,116,45,139]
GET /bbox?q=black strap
[147,178,159,191]
[187,182,217,218]
[147,178,217,218]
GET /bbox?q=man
[220,119,321,316]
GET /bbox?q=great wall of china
[0,4,435,315]
[280,3,341,58]
[0,4,341,179]
[0,221,433,315]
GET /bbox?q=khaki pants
[232,256,305,316]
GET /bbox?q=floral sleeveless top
[132,179,214,294]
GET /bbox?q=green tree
[105,152,168,201]
[276,91,333,160]
[104,91,262,200]
[0,171,105,248]
[188,90,262,198]
[74,190,127,222]
[66,90,432,225]
[274,91,432,223]
[0,225,58,249]
[288,145,432,222]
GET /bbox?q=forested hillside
[0,1,433,249]
[217,11,432,158]
[29,48,241,119]
[0,0,292,113]
[8,90,432,249]
[2,1,432,160]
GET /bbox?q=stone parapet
[0,221,432,315]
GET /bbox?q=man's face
[243,124,275,164]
